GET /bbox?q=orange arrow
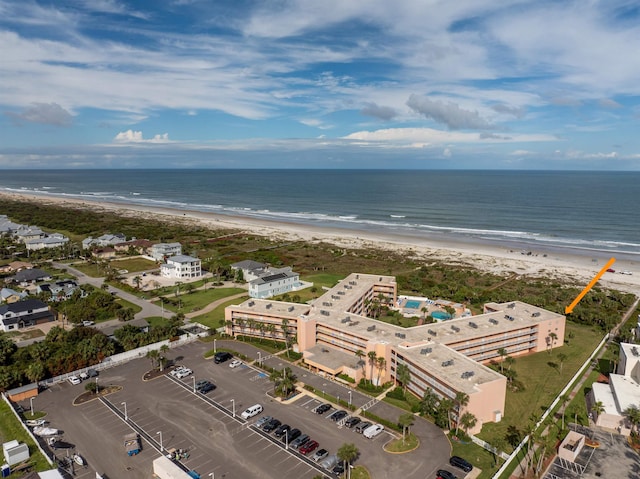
[565,257,616,314]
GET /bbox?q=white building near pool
[160,255,202,280]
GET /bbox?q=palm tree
[396,363,411,395]
[504,356,515,371]
[367,351,377,384]
[398,413,415,444]
[623,405,640,433]
[159,344,170,371]
[146,349,160,370]
[376,357,386,385]
[281,319,291,357]
[271,367,298,398]
[337,443,359,479]
[420,387,439,416]
[497,348,507,373]
[459,412,477,436]
[266,323,278,347]
[355,349,366,380]
[557,353,568,374]
[133,276,142,290]
[591,401,605,422]
[559,394,570,429]
[547,332,558,354]
[453,391,470,434]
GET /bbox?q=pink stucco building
[225,272,565,433]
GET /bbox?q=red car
[299,440,319,455]
[607,268,615,273]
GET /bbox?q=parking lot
[29,340,450,479]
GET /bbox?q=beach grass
[477,321,604,446]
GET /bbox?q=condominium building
[225,273,565,433]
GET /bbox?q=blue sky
[1,0,640,169]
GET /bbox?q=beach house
[0,299,55,332]
[160,255,202,279]
[225,272,566,433]
[150,242,182,261]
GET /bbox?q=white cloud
[406,94,494,130]
[113,130,170,143]
[5,102,73,126]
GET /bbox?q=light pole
[95,377,99,394]
[157,431,163,452]
[285,430,289,450]
[192,376,196,393]
[214,338,217,353]
[209,473,215,479]
[29,397,34,416]
[121,402,127,421]
[230,399,235,418]
[348,391,352,407]
[257,352,261,366]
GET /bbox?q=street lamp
[230,399,235,418]
[257,352,261,366]
[29,397,34,416]
[348,391,352,407]
[192,376,196,393]
[95,377,99,394]
[121,402,127,421]
[214,338,217,353]
[157,431,163,451]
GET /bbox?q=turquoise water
[404,300,421,309]
[432,311,451,320]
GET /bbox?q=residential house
[11,268,52,285]
[231,260,268,281]
[150,242,182,261]
[589,342,640,435]
[37,280,80,302]
[0,215,22,235]
[82,233,126,249]
[0,287,28,304]
[114,238,153,255]
[25,233,69,251]
[160,255,202,279]
[13,225,45,243]
[0,299,55,332]
[0,261,33,274]
[248,267,301,299]
[91,247,117,259]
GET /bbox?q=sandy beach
[3,191,640,297]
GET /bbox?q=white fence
[40,331,208,388]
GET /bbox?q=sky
[1,0,640,169]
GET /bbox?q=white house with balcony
[248,267,301,299]
[150,242,182,261]
[160,255,202,280]
[25,233,69,251]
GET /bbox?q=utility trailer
[124,433,141,456]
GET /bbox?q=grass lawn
[0,401,52,473]
[70,261,104,278]
[384,432,419,452]
[145,316,172,328]
[109,257,157,273]
[191,295,250,329]
[156,287,245,314]
[114,298,142,314]
[350,466,370,479]
[477,321,604,447]
[450,436,502,479]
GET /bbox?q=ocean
[0,169,638,258]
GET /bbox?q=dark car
[87,369,98,377]
[354,421,372,433]
[299,440,319,455]
[315,403,331,415]
[437,470,457,479]
[214,351,233,364]
[344,416,361,428]
[263,418,281,433]
[274,424,291,438]
[282,428,301,443]
[290,434,310,450]
[449,456,473,473]
[332,463,345,475]
[329,410,348,422]
[197,381,215,394]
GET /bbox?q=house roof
[231,260,266,271]
[12,268,51,283]
[167,254,199,263]
[0,298,48,315]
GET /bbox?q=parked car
[312,448,329,462]
[299,440,319,455]
[281,428,301,443]
[175,368,193,379]
[319,454,339,471]
[82,320,95,326]
[449,456,473,473]
[263,418,281,433]
[228,359,243,368]
[314,403,331,415]
[170,366,188,377]
[328,410,348,422]
[354,421,372,434]
[87,369,98,377]
[255,415,272,428]
[214,351,233,364]
[274,424,291,438]
[290,434,309,450]
[79,371,89,380]
[241,404,263,419]
[344,416,361,428]
[332,463,345,475]
[363,423,384,439]
[68,376,81,385]
[437,470,457,479]
[196,380,215,394]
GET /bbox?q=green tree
[146,349,160,370]
[271,367,298,398]
[420,387,439,416]
[367,350,377,384]
[557,352,568,374]
[85,381,98,394]
[376,357,386,385]
[497,348,507,373]
[355,349,366,379]
[25,362,45,383]
[453,391,470,434]
[398,413,415,444]
[396,363,411,395]
[459,412,477,436]
[337,443,359,478]
[623,405,640,434]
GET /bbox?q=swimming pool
[431,311,452,320]
[404,300,421,309]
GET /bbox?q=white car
[68,376,81,385]
[82,320,95,326]
[170,366,187,377]
[175,368,193,379]
[620,271,633,275]
[229,359,242,368]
